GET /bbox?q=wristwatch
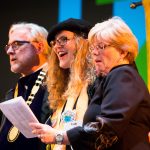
[55,132,64,145]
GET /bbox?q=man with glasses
[0,22,51,150]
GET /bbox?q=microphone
[130,1,142,9]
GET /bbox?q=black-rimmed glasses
[89,43,110,53]
[5,40,31,53]
[49,36,74,47]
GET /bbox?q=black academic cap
[47,18,92,45]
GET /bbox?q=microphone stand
[130,1,142,9]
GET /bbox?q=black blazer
[67,64,150,150]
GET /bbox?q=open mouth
[58,51,68,57]
[95,59,101,63]
[10,58,17,62]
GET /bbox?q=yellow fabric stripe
[143,0,150,92]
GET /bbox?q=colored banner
[96,0,124,5]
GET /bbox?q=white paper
[0,96,39,138]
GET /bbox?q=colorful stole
[49,82,88,150]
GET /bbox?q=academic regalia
[0,69,51,150]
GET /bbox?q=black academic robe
[67,64,150,150]
[0,69,51,150]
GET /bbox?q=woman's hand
[30,122,57,144]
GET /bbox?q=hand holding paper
[0,96,39,138]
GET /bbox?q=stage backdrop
[0,0,148,100]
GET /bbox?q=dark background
[0,0,112,100]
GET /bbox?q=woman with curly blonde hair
[47,32,93,111]
[30,18,94,150]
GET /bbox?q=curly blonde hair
[47,35,94,111]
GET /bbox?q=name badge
[64,121,82,130]
[61,110,82,130]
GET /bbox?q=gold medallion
[7,126,20,142]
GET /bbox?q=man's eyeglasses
[49,36,74,47]
[89,43,110,53]
[5,40,30,53]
